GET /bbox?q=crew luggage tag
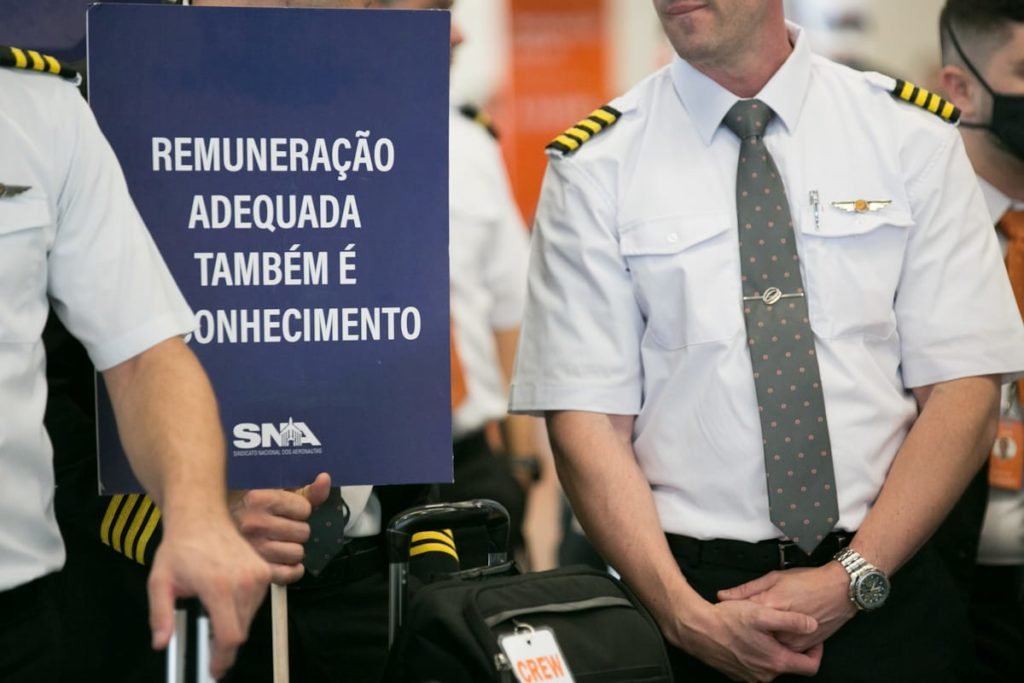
[990,383,1024,491]
[498,622,575,683]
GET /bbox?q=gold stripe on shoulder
[112,494,140,554]
[411,530,457,550]
[135,507,163,565]
[590,107,619,125]
[546,104,623,157]
[458,103,499,139]
[27,50,45,71]
[100,494,125,546]
[0,45,81,84]
[891,79,960,124]
[11,47,27,69]
[409,541,460,562]
[123,496,156,562]
[44,55,61,75]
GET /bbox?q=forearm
[851,375,1000,574]
[545,411,704,637]
[495,326,539,457]
[503,414,538,457]
[103,338,270,677]
[102,336,230,528]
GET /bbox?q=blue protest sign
[88,3,452,491]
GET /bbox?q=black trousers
[0,574,62,683]
[438,428,525,566]
[971,564,1024,682]
[932,464,989,605]
[666,541,972,682]
[224,540,391,683]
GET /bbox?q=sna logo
[232,418,322,449]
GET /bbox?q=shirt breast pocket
[799,207,913,340]
[0,196,50,343]
[620,214,742,349]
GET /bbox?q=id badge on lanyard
[990,382,1024,491]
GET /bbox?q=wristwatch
[833,548,890,611]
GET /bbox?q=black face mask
[946,20,1024,162]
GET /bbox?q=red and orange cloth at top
[999,210,1024,397]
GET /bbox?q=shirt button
[667,233,679,244]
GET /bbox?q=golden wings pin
[831,199,892,214]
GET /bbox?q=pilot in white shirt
[510,13,1024,683]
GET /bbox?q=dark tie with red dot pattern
[304,487,349,577]
[724,98,839,554]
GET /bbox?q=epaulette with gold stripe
[100,493,163,566]
[890,79,960,124]
[407,528,460,578]
[459,103,499,140]
[409,528,459,562]
[0,45,80,84]
[546,105,623,156]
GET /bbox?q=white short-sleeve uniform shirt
[509,24,1024,543]
[0,68,193,591]
[449,109,529,439]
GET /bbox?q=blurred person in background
[375,0,539,569]
[783,0,874,71]
[939,1,1024,679]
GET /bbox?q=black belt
[293,535,384,589]
[666,531,853,572]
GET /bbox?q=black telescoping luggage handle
[168,598,211,683]
[386,498,510,562]
[386,498,510,647]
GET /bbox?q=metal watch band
[835,547,870,578]
[833,547,889,611]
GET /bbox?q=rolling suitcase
[383,499,673,683]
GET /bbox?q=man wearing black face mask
[939,1,1024,680]
[943,2,1024,165]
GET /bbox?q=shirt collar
[670,21,812,146]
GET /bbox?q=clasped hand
[671,563,855,682]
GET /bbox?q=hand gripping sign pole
[265,481,352,683]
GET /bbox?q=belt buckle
[778,540,800,569]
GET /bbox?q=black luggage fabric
[383,564,673,683]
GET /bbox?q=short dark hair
[940,0,1024,67]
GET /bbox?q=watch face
[854,571,890,610]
